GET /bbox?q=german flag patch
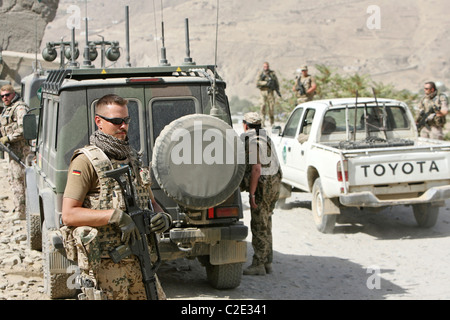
[72,170,81,176]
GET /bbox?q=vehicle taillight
[207,207,240,219]
[337,160,348,182]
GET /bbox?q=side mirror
[272,125,282,136]
[23,114,37,140]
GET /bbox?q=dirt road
[1,157,450,300]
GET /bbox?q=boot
[265,263,273,274]
[243,264,266,276]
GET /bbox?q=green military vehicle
[23,15,248,297]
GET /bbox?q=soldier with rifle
[61,94,172,300]
[256,62,281,127]
[0,84,31,221]
[416,81,448,140]
[292,65,316,104]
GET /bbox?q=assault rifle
[0,142,25,167]
[294,79,306,96]
[416,105,441,133]
[104,165,162,300]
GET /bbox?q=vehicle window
[324,105,410,132]
[126,100,140,152]
[300,108,315,135]
[283,107,303,138]
[151,99,196,142]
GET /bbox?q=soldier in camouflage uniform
[0,84,31,221]
[416,81,449,140]
[292,65,317,104]
[62,94,172,300]
[240,112,282,276]
[256,62,281,127]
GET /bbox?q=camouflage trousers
[95,256,166,300]
[250,173,281,266]
[260,90,276,126]
[7,156,26,218]
[419,125,444,140]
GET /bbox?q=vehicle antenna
[353,90,358,141]
[82,0,93,68]
[152,0,159,63]
[159,0,170,66]
[125,6,131,67]
[183,18,195,65]
[209,0,224,118]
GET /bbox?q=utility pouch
[60,226,77,261]
[73,226,101,271]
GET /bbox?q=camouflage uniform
[240,112,282,274]
[417,91,449,140]
[256,64,280,126]
[0,97,31,219]
[294,66,316,104]
[62,145,165,300]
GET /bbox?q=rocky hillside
[2,0,449,102]
[0,0,58,53]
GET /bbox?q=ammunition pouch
[60,226,101,272]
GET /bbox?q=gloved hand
[150,212,171,233]
[108,209,141,244]
[0,136,9,145]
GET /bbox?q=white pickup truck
[272,97,450,233]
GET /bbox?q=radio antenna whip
[209,0,224,118]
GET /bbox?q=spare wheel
[152,114,245,210]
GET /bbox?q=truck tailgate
[345,147,450,186]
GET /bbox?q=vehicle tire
[205,262,243,289]
[152,114,245,210]
[26,209,42,251]
[413,204,439,228]
[42,224,77,299]
[312,178,336,234]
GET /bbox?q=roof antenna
[159,1,170,66]
[209,0,225,118]
[82,1,93,68]
[183,18,195,65]
[125,6,131,67]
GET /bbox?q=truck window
[324,105,410,132]
[283,107,303,138]
[151,98,196,141]
[300,109,315,135]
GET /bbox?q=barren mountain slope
[41,0,450,101]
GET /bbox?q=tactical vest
[240,130,282,192]
[419,92,448,128]
[67,145,151,260]
[0,101,28,138]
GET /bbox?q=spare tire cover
[152,114,245,210]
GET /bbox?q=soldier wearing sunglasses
[62,94,171,300]
[0,84,31,221]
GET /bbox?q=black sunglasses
[96,114,131,125]
[1,93,12,98]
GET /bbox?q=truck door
[278,107,303,187]
[289,108,316,190]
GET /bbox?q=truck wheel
[413,204,439,228]
[26,208,42,251]
[42,224,77,299]
[205,262,243,289]
[312,178,336,233]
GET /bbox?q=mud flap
[210,240,247,265]
[324,197,341,215]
